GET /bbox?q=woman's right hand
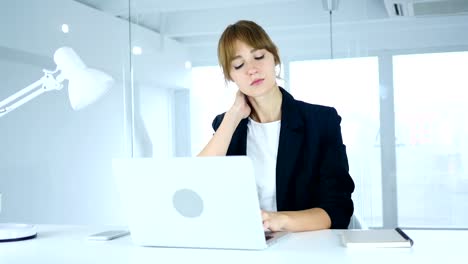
[228,90,251,121]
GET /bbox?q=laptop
[112,156,288,250]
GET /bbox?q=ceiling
[72,0,388,37]
[72,0,468,65]
[74,0,388,40]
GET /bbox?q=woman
[198,20,354,232]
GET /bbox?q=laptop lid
[113,156,282,250]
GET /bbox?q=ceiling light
[132,46,142,55]
[61,24,69,33]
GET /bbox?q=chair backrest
[348,213,368,229]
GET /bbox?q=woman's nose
[246,62,258,75]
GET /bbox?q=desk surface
[0,225,466,264]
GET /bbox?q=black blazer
[212,87,355,229]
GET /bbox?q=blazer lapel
[275,88,304,211]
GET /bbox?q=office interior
[1,0,467,230]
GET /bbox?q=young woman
[198,20,354,232]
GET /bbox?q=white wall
[0,0,190,225]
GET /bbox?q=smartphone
[87,230,130,241]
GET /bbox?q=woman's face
[229,41,277,98]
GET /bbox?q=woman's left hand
[261,210,288,232]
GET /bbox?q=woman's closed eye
[254,54,265,60]
[233,63,244,70]
[233,54,264,70]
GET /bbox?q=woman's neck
[248,86,282,123]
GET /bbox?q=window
[394,51,468,228]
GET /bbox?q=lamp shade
[54,47,114,110]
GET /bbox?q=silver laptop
[112,156,288,250]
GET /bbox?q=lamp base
[0,223,37,242]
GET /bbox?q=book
[341,228,414,248]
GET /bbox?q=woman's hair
[217,20,281,82]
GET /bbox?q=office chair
[348,213,368,229]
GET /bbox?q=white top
[246,118,281,212]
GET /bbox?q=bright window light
[394,51,468,228]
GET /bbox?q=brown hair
[217,20,281,82]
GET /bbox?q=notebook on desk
[112,156,288,250]
[341,228,414,248]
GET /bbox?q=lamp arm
[0,69,63,118]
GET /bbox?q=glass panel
[290,57,382,227]
[3,0,466,229]
[129,1,192,158]
[0,0,129,225]
[394,51,468,228]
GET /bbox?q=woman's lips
[251,79,264,86]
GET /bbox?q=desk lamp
[0,47,114,242]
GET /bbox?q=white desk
[0,225,466,264]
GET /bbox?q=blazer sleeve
[212,113,225,132]
[317,108,355,229]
